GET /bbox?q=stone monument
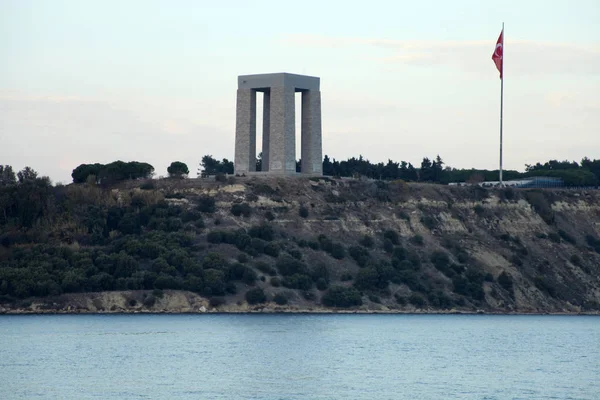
[234,73,322,175]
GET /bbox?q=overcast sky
[1,0,599,183]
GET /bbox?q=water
[0,314,598,400]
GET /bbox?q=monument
[234,73,322,176]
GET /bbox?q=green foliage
[523,191,555,225]
[558,229,576,245]
[199,155,234,177]
[231,203,252,217]
[497,271,514,293]
[409,293,426,307]
[248,224,274,241]
[245,287,266,304]
[197,196,216,213]
[383,229,400,245]
[322,286,362,307]
[420,215,438,230]
[359,235,374,248]
[330,243,346,260]
[264,242,280,257]
[299,206,309,218]
[273,293,288,305]
[276,255,308,276]
[167,161,189,178]
[410,235,424,246]
[348,245,370,267]
[72,161,154,184]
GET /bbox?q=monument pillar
[269,86,296,174]
[234,88,256,174]
[301,90,322,175]
[261,90,271,171]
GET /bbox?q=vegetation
[167,162,189,178]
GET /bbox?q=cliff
[1,176,600,314]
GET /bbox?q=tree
[17,167,38,183]
[167,161,189,178]
[199,155,234,177]
[0,165,16,186]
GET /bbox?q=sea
[0,314,598,399]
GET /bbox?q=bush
[245,288,267,304]
[276,255,308,276]
[143,295,156,307]
[409,293,426,308]
[215,173,227,183]
[410,235,424,246]
[420,215,438,230]
[265,211,275,221]
[394,293,407,305]
[264,242,280,257]
[473,204,485,216]
[299,206,309,218]
[548,232,561,243]
[248,224,274,241]
[330,243,346,260]
[317,234,333,252]
[237,253,249,263]
[430,251,450,270]
[348,245,370,267]
[231,203,252,217]
[322,286,363,308]
[570,254,582,266]
[340,273,353,282]
[383,230,400,245]
[316,278,328,291]
[383,239,394,253]
[255,261,276,276]
[197,196,216,213]
[270,277,281,287]
[273,293,288,305]
[497,271,513,292]
[359,235,374,248]
[283,274,313,290]
[523,191,554,225]
[209,297,226,307]
[558,229,576,245]
[140,181,155,190]
[368,294,381,304]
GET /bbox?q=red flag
[492,30,503,78]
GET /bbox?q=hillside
[1,175,600,314]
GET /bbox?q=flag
[492,29,503,78]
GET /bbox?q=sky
[1,0,599,183]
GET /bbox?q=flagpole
[499,22,504,185]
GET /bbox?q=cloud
[282,34,600,75]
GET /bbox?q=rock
[199,306,207,313]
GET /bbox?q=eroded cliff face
[2,176,600,314]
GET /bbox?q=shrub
[359,235,375,248]
[197,196,216,213]
[140,181,155,190]
[270,277,281,287]
[392,246,407,261]
[317,234,333,252]
[288,248,303,260]
[383,230,400,245]
[255,261,276,276]
[209,297,226,307]
[348,245,370,267]
[273,293,288,305]
[215,173,227,183]
[473,204,485,216]
[548,232,561,243]
[299,206,309,218]
[322,286,362,307]
[394,293,407,305]
[523,191,554,225]
[231,203,252,217]
[143,295,156,307]
[383,239,394,254]
[410,235,424,246]
[396,210,410,220]
[316,278,328,291]
[276,255,308,276]
[340,273,353,282]
[237,253,249,263]
[283,274,313,290]
[368,294,381,304]
[264,242,280,257]
[245,288,266,304]
[570,254,582,266]
[558,229,576,245]
[248,224,274,241]
[409,293,426,307]
[430,251,450,270]
[497,271,513,292]
[265,211,275,221]
[330,243,346,260]
[152,289,164,298]
[420,215,438,230]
